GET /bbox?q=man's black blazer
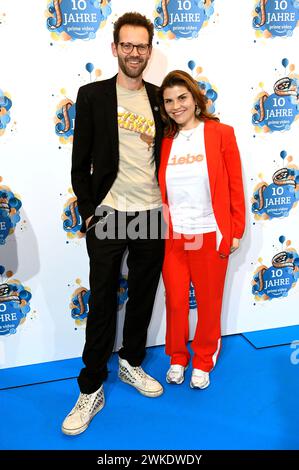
[71,74,163,231]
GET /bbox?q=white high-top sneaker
[118,358,163,397]
[190,369,210,390]
[61,385,105,435]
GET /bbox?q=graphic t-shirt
[166,122,216,234]
[101,83,162,211]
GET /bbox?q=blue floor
[1,335,299,450]
[242,325,299,348]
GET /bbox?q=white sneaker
[61,385,105,435]
[118,358,163,397]
[190,369,210,390]
[166,364,187,384]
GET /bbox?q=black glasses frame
[118,42,150,55]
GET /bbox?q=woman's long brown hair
[158,70,219,137]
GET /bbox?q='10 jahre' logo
[154,0,215,39]
[55,65,101,144]
[70,276,128,326]
[252,59,299,132]
[0,185,22,245]
[253,0,299,38]
[70,286,90,324]
[55,95,75,144]
[252,151,299,219]
[252,236,299,301]
[0,266,32,336]
[62,192,83,238]
[46,0,112,41]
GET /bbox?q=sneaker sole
[166,376,184,385]
[61,399,105,436]
[190,380,210,390]
[119,375,163,397]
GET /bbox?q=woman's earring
[195,105,201,117]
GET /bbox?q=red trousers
[162,231,228,372]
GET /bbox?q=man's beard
[118,55,149,79]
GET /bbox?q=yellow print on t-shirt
[169,154,204,165]
[118,107,155,148]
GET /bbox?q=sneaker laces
[74,392,102,416]
[131,366,148,380]
[74,394,94,415]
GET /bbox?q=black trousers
[78,208,165,394]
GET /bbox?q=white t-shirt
[165,122,217,234]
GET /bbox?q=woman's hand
[230,238,240,254]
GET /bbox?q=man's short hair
[113,12,154,45]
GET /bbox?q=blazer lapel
[204,120,219,201]
[144,81,160,127]
[103,75,119,162]
[159,137,173,203]
[144,81,163,168]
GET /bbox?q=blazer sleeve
[221,125,246,239]
[71,86,96,222]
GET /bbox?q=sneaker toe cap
[62,412,86,432]
[146,378,163,392]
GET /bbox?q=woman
[158,70,245,389]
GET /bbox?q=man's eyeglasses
[118,42,150,55]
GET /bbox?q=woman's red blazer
[158,119,246,256]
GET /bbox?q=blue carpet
[242,325,299,349]
[0,335,298,450]
[0,357,83,390]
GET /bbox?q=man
[62,12,165,435]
